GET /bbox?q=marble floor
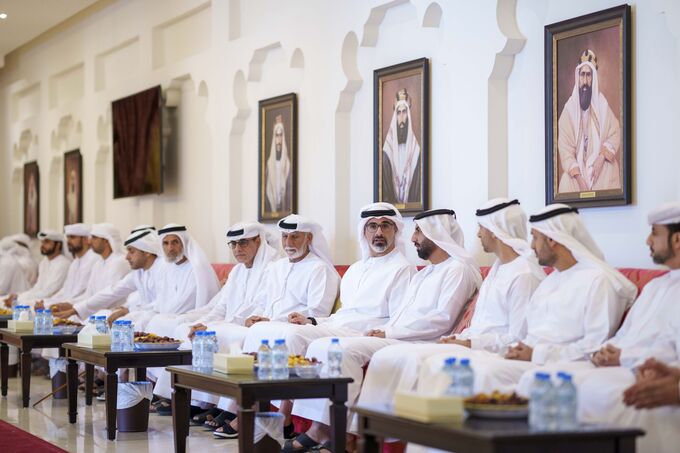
[0,374,239,452]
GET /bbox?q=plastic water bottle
[201,332,215,373]
[529,372,551,430]
[95,316,108,334]
[33,309,44,334]
[457,358,475,398]
[272,339,289,379]
[257,340,272,380]
[192,331,205,369]
[207,331,219,353]
[442,357,458,395]
[327,338,343,377]
[43,309,54,334]
[555,372,578,430]
[123,320,134,351]
[111,320,123,352]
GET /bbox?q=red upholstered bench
[210,263,667,452]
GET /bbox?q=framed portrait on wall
[545,4,631,208]
[64,149,82,225]
[23,161,40,237]
[374,57,429,214]
[258,93,297,222]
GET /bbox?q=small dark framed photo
[64,149,83,225]
[24,161,40,237]
[258,93,297,222]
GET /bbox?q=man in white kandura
[419,204,637,397]
[285,209,481,452]
[6,234,38,286]
[242,202,415,354]
[357,198,545,413]
[35,223,100,309]
[208,214,341,439]
[150,222,279,409]
[51,227,161,322]
[4,230,71,308]
[0,237,31,295]
[118,224,220,331]
[535,201,680,453]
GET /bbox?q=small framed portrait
[23,161,40,237]
[374,57,429,214]
[64,149,83,225]
[258,93,297,222]
[545,5,631,207]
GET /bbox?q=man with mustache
[557,49,622,193]
[285,209,481,451]
[382,88,422,205]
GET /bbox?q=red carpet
[0,419,68,453]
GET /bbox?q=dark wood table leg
[135,367,146,381]
[0,343,8,396]
[618,436,637,453]
[358,419,380,453]
[20,347,31,407]
[105,368,118,440]
[329,384,348,453]
[67,359,78,423]
[238,404,256,453]
[172,384,191,453]
[85,364,94,406]
[258,400,270,411]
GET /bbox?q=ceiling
[0,0,100,68]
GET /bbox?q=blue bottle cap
[89,316,96,320]
[195,330,205,336]
[557,371,572,381]
[206,331,216,335]
[331,338,339,343]
[444,357,457,365]
[275,339,285,345]
[44,309,51,314]
[460,358,470,366]
[535,372,550,380]
[96,316,106,320]
[261,339,269,345]
[35,308,44,313]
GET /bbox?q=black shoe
[213,423,238,439]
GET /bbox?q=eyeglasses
[228,238,253,249]
[365,221,396,233]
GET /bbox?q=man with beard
[514,202,680,453]
[50,223,130,319]
[418,204,637,398]
[284,209,481,451]
[6,230,71,307]
[265,114,292,213]
[382,88,422,205]
[558,49,622,193]
[52,227,162,322]
[114,224,219,331]
[35,224,99,309]
[205,215,341,438]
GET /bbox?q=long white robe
[0,253,30,294]
[357,256,542,415]
[72,258,163,320]
[43,249,100,307]
[418,261,627,396]
[240,248,415,355]
[16,255,71,305]
[291,257,478,426]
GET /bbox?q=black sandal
[155,400,172,416]
[284,422,297,439]
[204,410,237,431]
[213,422,238,439]
[282,433,321,453]
[190,407,221,426]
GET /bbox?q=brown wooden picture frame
[64,149,83,225]
[23,161,40,237]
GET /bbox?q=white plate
[133,342,181,351]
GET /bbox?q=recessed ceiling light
[0,13,7,19]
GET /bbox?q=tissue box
[213,353,254,374]
[7,320,34,332]
[394,390,465,423]
[77,331,111,348]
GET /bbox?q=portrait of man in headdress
[546,6,631,207]
[64,149,82,224]
[23,161,40,237]
[375,58,429,213]
[259,93,297,221]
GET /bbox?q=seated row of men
[0,199,678,453]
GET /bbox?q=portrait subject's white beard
[285,247,306,261]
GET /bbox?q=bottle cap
[331,338,339,343]
[44,309,51,314]
[35,308,44,313]
[460,358,470,366]
[261,339,269,345]
[444,357,457,365]
[96,316,106,320]
[275,339,285,345]
[557,371,572,381]
[535,372,550,380]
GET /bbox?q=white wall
[0,0,678,267]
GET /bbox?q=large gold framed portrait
[258,93,297,222]
[545,5,631,208]
[374,58,429,214]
